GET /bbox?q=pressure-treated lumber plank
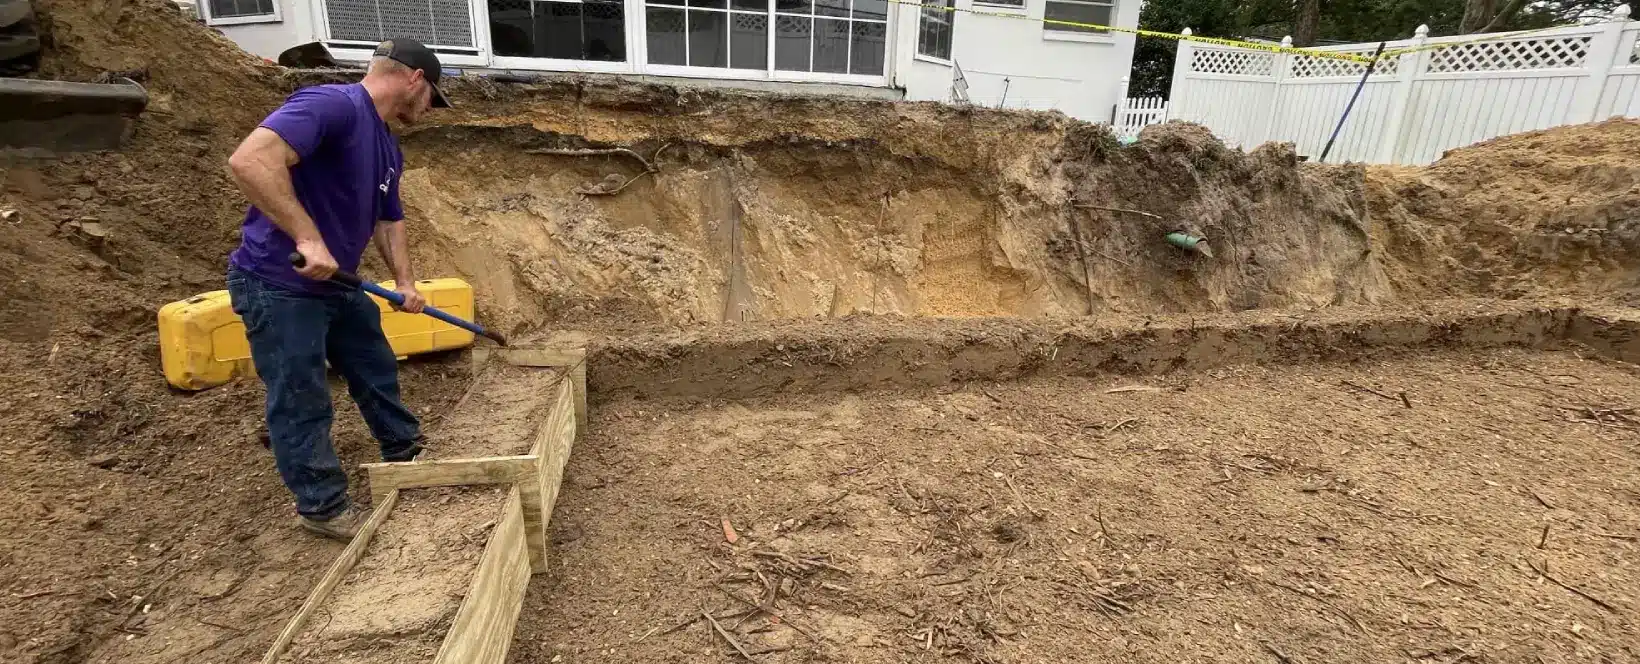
[529,379,577,570]
[511,378,578,573]
[363,455,538,505]
[432,489,532,664]
[570,357,588,432]
[517,467,546,574]
[260,489,400,664]
[483,347,584,368]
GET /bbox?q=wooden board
[363,455,538,505]
[535,380,578,523]
[260,489,400,664]
[430,489,532,664]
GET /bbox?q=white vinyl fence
[1115,89,1170,139]
[1166,6,1640,164]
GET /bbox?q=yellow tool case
[158,278,476,391]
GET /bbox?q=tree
[1127,0,1247,97]
[1294,0,1323,45]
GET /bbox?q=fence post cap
[1613,4,1631,20]
[1280,35,1293,47]
[1414,24,1430,38]
[1181,27,1193,36]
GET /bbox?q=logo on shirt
[380,167,396,194]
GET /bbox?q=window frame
[312,0,491,65]
[971,0,1026,15]
[313,0,894,84]
[488,0,634,65]
[1041,0,1115,37]
[201,0,283,26]
[642,0,775,71]
[487,0,891,83]
[769,0,891,78]
[915,0,954,63]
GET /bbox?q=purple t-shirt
[228,83,404,294]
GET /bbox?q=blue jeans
[227,267,422,520]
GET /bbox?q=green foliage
[1129,0,1631,98]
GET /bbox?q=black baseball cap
[373,38,451,108]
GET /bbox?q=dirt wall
[398,102,1395,337]
[578,301,1583,401]
[391,86,1638,339]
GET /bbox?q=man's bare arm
[373,221,415,283]
[373,221,425,313]
[227,127,337,280]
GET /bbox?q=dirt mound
[1367,118,1640,301]
[0,4,414,664]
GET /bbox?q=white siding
[898,0,1141,120]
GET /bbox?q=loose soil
[0,0,1638,663]
[517,347,1640,664]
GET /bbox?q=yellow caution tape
[891,0,1377,63]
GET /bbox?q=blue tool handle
[289,252,508,346]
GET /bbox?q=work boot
[383,435,427,463]
[298,504,365,541]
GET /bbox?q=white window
[974,0,1022,8]
[771,0,888,75]
[916,0,953,61]
[325,0,477,49]
[645,0,771,70]
[203,0,279,25]
[489,0,628,61]
[1043,0,1112,33]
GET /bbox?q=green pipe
[1164,232,1214,258]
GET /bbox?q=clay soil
[516,347,1640,664]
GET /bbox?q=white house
[190,0,1141,121]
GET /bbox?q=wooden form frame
[434,377,577,663]
[260,489,400,664]
[363,454,548,571]
[262,348,583,664]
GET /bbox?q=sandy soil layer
[516,348,1640,664]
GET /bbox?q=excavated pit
[5,2,1640,661]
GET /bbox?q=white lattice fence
[1190,48,1277,76]
[1426,35,1591,72]
[1167,8,1640,165]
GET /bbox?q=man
[225,39,451,540]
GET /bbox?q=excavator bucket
[0,77,148,153]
